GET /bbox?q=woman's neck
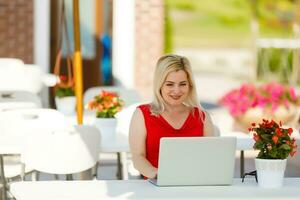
[164,103,188,114]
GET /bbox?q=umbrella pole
[73,0,83,124]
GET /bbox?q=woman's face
[161,70,190,107]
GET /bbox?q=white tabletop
[10,178,300,200]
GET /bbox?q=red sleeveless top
[138,104,205,168]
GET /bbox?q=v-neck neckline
[160,109,193,130]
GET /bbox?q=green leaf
[279,144,291,151]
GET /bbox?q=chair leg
[120,152,129,180]
[54,174,60,180]
[31,171,38,181]
[91,162,98,179]
[116,152,122,180]
[77,168,92,180]
[0,155,8,200]
[20,163,25,181]
[66,174,73,180]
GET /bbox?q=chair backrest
[0,58,57,94]
[115,103,141,140]
[84,86,141,107]
[21,125,101,175]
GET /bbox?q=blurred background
[0,0,299,107]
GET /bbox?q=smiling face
[161,70,190,107]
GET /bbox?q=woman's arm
[129,108,157,178]
[203,110,215,137]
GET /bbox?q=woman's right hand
[148,167,158,179]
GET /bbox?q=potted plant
[87,90,124,141]
[250,119,297,188]
[54,75,76,115]
[219,82,300,130]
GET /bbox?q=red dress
[138,104,205,168]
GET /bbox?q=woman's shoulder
[193,106,206,120]
[137,103,151,112]
[137,103,151,109]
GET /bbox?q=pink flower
[219,82,300,117]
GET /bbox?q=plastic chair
[0,91,42,111]
[0,58,58,94]
[0,108,76,196]
[21,125,101,177]
[84,86,141,107]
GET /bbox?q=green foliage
[55,87,75,98]
[164,2,173,53]
[165,0,295,48]
[257,48,293,84]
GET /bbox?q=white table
[10,178,300,200]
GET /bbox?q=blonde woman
[129,54,215,179]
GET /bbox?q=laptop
[149,137,236,186]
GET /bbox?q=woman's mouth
[170,95,181,100]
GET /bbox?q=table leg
[120,152,128,180]
[116,153,122,180]
[0,155,8,200]
[240,150,244,178]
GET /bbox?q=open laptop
[149,137,236,186]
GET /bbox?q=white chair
[84,86,141,107]
[0,90,42,111]
[0,108,77,199]
[0,58,58,94]
[21,125,101,178]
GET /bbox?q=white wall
[112,0,135,89]
[34,0,50,107]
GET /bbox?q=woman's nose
[172,85,181,94]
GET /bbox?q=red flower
[275,128,282,137]
[87,90,124,118]
[272,136,278,144]
[290,151,296,157]
[253,133,260,142]
[288,128,293,135]
[59,75,67,82]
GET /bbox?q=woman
[129,54,215,179]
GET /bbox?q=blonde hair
[150,54,201,115]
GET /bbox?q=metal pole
[73,0,83,124]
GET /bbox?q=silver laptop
[149,137,236,186]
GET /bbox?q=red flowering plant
[219,82,300,117]
[87,90,124,118]
[55,75,75,98]
[250,119,297,159]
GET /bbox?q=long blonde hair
[150,54,201,115]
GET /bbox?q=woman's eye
[180,83,187,86]
[166,84,173,86]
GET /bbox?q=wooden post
[73,0,83,124]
